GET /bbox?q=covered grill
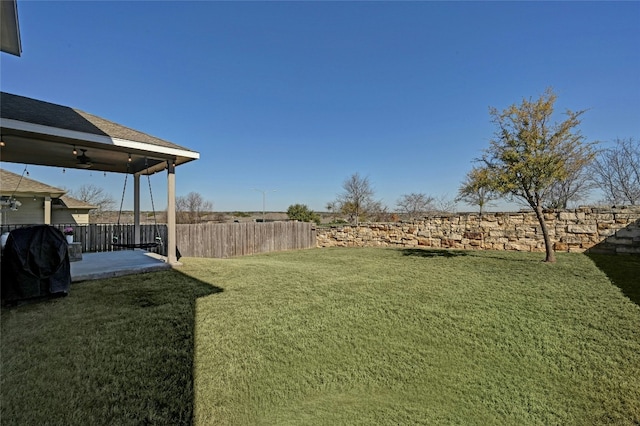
[1,225,71,304]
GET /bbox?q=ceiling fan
[76,149,93,168]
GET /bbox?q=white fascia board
[1,118,200,160]
[2,118,112,144]
[111,138,199,160]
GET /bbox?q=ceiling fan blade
[76,149,93,168]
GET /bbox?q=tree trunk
[534,204,556,263]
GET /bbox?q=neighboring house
[0,168,96,225]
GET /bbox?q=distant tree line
[176,191,213,224]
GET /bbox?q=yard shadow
[0,269,223,425]
[584,217,640,307]
[585,217,640,256]
[400,248,469,258]
[586,253,640,307]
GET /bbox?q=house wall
[316,207,640,255]
[1,197,45,225]
[0,197,90,225]
[52,209,90,225]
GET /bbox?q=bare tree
[367,200,391,222]
[325,201,339,222]
[336,173,376,225]
[68,183,115,212]
[396,193,435,219]
[590,137,640,205]
[433,194,457,214]
[176,191,213,224]
[544,155,595,209]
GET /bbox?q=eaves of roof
[0,168,65,197]
[59,195,96,210]
[0,0,21,57]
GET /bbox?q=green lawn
[2,248,639,425]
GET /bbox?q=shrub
[286,204,321,224]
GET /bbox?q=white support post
[166,161,178,264]
[134,174,141,244]
[44,196,52,224]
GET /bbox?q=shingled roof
[1,92,190,151]
[0,168,96,210]
[58,195,96,209]
[0,92,199,175]
[0,168,65,197]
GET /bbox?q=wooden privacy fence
[1,222,315,259]
[0,224,168,256]
[176,222,317,258]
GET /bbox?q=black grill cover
[1,225,71,303]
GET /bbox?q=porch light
[72,145,77,155]
[128,153,132,162]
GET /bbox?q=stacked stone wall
[316,207,640,255]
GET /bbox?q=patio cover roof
[0,92,199,175]
[0,0,21,56]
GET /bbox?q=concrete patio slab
[70,249,172,282]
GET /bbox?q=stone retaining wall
[316,207,640,254]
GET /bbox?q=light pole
[254,189,276,222]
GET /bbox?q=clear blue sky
[2,1,639,212]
